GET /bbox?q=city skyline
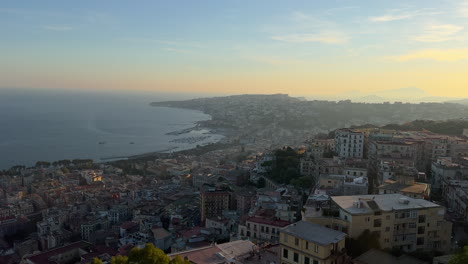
[1,0,468,97]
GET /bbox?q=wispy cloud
[271,31,349,44]
[122,38,204,48]
[389,48,468,62]
[411,23,464,42]
[163,48,192,54]
[244,55,303,66]
[459,1,468,17]
[41,25,73,31]
[369,8,441,22]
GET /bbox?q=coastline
[0,105,229,171]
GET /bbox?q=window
[374,219,382,228]
[295,238,299,246]
[305,241,309,250]
[283,249,288,258]
[418,215,426,223]
[417,237,424,245]
[418,226,425,234]
[314,244,319,253]
[313,260,319,264]
[293,253,299,262]
[385,227,390,232]
[305,257,310,264]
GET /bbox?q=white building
[335,129,365,159]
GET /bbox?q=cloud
[369,9,441,22]
[271,31,349,44]
[459,1,468,17]
[244,55,303,66]
[122,38,204,48]
[42,25,73,31]
[163,48,192,54]
[389,49,468,62]
[411,24,464,42]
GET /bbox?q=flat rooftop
[332,194,441,215]
[280,221,346,246]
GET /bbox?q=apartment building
[443,180,468,223]
[369,140,424,171]
[309,194,452,253]
[431,157,468,190]
[238,216,290,243]
[335,129,365,159]
[280,221,347,264]
[200,188,231,223]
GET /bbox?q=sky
[1,0,468,98]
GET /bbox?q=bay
[0,89,223,170]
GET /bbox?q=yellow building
[307,194,452,253]
[280,221,347,264]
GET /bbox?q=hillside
[381,119,468,136]
[151,94,468,144]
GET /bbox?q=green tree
[90,258,103,264]
[256,177,266,188]
[110,255,128,264]
[110,244,190,264]
[449,246,468,264]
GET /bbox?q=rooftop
[280,221,346,246]
[354,249,427,264]
[378,180,429,194]
[332,194,441,215]
[246,217,290,227]
[170,240,256,264]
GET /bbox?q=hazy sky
[1,0,468,97]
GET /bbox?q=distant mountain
[446,98,468,105]
[357,95,386,103]
[337,87,462,103]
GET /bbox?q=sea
[0,89,224,170]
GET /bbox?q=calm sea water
[0,89,223,170]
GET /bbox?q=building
[200,188,230,223]
[431,157,468,190]
[378,179,430,199]
[317,174,368,196]
[352,248,427,264]
[280,221,347,264]
[443,180,468,223]
[335,129,365,159]
[238,216,290,243]
[23,241,115,264]
[235,191,255,214]
[309,194,452,253]
[169,240,258,264]
[151,227,172,251]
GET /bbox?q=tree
[110,244,190,264]
[256,177,266,188]
[449,246,468,264]
[90,258,103,264]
